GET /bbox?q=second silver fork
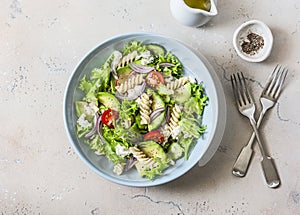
[232,65,288,178]
[231,72,281,188]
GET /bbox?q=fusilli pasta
[166,77,189,90]
[139,93,152,125]
[117,51,139,68]
[115,74,144,94]
[168,104,181,131]
[129,147,157,168]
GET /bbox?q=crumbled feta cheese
[113,163,124,175]
[183,133,192,138]
[188,76,196,84]
[139,51,154,65]
[135,97,141,106]
[84,102,99,116]
[116,144,130,157]
[139,51,151,59]
[77,114,92,128]
[141,58,150,65]
[171,126,181,139]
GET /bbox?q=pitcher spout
[208,0,218,16]
[170,0,219,27]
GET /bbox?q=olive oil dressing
[184,0,211,11]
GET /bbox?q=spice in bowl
[241,32,265,56]
[233,20,273,62]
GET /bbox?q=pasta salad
[75,40,208,180]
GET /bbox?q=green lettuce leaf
[179,113,206,139]
[190,83,208,117]
[122,40,147,55]
[135,158,169,180]
[178,136,196,160]
[154,52,183,78]
[85,135,106,155]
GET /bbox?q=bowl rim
[63,32,226,187]
[233,19,273,62]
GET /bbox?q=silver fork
[232,65,288,178]
[231,72,281,188]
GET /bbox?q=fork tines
[262,64,288,99]
[231,72,253,107]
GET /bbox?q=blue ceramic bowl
[63,33,226,187]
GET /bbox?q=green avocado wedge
[98,92,120,111]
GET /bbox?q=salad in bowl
[74,40,208,180]
[64,33,226,187]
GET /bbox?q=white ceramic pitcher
[170,0,218,27]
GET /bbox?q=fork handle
[261,156,281,188]
[249,118,281,188]
[232,110,267,177]
[232,144,253,177]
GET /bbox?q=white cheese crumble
[139,51,154,65]
[113,163,124,175]
[77,114,92,128]
[171,126,181,139]
[84,102,99,116]
[139,51,151,59]
[188,76,196,84]
[135,97,141,106]
[116,144,130,157]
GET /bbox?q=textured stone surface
[1,0,300,214]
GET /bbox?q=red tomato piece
[145,71,165,88]
[144,130,165,144]
[101,109,117,128]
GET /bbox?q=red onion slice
[124,156,137,172]
[129,63,154,74]
[150,107,165,122]
[159,62,176,67]
[95,115,106,144]
[165,106,171,124]
[85,113,99,138]
[115,92,127,100]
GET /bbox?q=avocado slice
[98,92,120,111]
[75,101,88,117]
[146,44,166,57]
[138,141,167,161]
[148,92,166,131]
[151,91,165,111]
[116,66,132,85]
[173,82,192,104]
[148,111,165,131]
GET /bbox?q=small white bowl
[233,20,273,62]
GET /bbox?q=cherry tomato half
[101,109,118,128]
[144,130,165,144]
[145,71,165,88]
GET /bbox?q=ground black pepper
[241,32,264,55]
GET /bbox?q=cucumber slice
[173,82,192,104]
[167,142,184,160]
[147,44,166,56]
